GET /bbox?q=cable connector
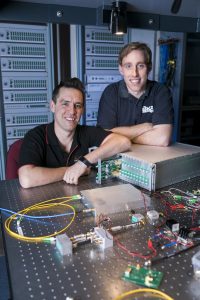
[17,226,24,236]
[17,219,24,236]
[82,208,95,213]
[72,194,82,200]
[43,237,56,244]
[94,227,113,249]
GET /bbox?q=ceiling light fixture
[171,0,182,14]
[109,1,127,35]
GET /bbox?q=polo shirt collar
[119,79,152,99]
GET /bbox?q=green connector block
[188,198,197,204]
[72,195,82,200]
[122,265,163,288]
[173,195,182,200]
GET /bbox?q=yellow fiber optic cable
[5,196,78,243]
[113,288,174,300]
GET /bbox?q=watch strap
[78,156,93,167]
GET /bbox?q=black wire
[151,242,200,266]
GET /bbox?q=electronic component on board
[177,227,191,244]
[146,210,159,224]
[131,213,145,224]
[122,264,163,288]
[166,219,180,233]
[96,156,122,184]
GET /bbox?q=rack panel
[0,24,46,43]
[6,125,35,139]
[5,112,51,126]
[2,76,48,90]
[4,103,49,113]
[1,58,46,72]
[85,26,124,43]
[0,43,46,57]
[85,42,123,56]
[86,56,118,69]
[3,91,48,103]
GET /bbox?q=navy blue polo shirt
[19,122,111,168]
[97,79,174,129]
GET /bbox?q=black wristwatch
[78,156,93,167]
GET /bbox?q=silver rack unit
[120,143,200,191]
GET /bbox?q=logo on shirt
[142,106,154,113]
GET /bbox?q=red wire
[114,236,157,260]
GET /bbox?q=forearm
[84,133,131,163]
[132,124,173,146]
[18,165,67,188]
[111,123,153,140]
[63,133,130,185]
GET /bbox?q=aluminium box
[119,143,200,191]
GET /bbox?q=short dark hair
[118,42,152,72]
[52,77,85,104]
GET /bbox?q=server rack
[84,26,128,125]
[0,23,53,179]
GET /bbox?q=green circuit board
[122,265,163,288]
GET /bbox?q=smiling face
[50,87,84,134]
[119,49,149,97]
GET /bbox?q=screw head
[57,10,63,17]
[148,18,154,25]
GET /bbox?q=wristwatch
[78,156,93,167]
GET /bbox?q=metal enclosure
[120,143,200,191]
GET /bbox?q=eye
[137,63,146,70]
[61,101,69,106]
[123,63,132,69]
[74,103,83,109]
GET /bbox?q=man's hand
[63,161,89,185]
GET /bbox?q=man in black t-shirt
[19,78,131,188]
[97,42,174,146]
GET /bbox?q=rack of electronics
[0,23,53,178]
[84,25,127,125]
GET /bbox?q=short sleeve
[152,84,174,125]
[97,84,118,129]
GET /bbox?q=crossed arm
[18,133,131,188]
[111,123,173,146]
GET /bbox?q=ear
[119,65,124,76]
[50,100,55,113]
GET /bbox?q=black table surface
[1,174,200,300]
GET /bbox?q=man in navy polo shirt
[97,42,174,146]
[18,78,131,188]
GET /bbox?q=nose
[131,66,138,77]
[67,103,76,115]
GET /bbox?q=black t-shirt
[19,122,111,167]
[97,79,174,129]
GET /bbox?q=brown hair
[119,42,152,72]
